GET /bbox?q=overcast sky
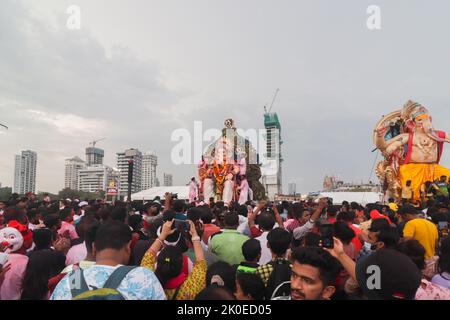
[1,0,450,194]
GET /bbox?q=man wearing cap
[398,205,438,260]
[74,201,88,222]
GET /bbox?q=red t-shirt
[203,224,221,244]
[250,225,263,238]
[327,217,337,224]
[348,223,363,253]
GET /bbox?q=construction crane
[89,138,106,148]
[264,88,280,114]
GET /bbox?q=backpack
[70,265,137,300]
[265,259,291,300]
[48,263,80,295]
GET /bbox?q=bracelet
[191,236,201,242]
[155,238,164,246]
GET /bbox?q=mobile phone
[173,219,189,231]
[320,223,334,249]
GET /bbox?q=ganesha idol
[198,118,265,204]
[374,100,450,201]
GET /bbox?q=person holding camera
[141,219,206,300]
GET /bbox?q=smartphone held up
[320,223,334,249]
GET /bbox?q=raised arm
[163,192,173,213]
[375,130,409,155]
[324,237,357,282]
[188,220,205,262]
[272,203,285,229]
[141,220,175,270]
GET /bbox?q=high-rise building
[261,112,283,200]
[78,165,114,193]
[117,149,143,197]
[13,150,37,194]
[288,183,297,195]
[142,152,158,190]
[155,177,160,187]
[65,156,85,190]
[86,147,104,166]
[163,173,173,187]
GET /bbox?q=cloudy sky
[1,0,450,194]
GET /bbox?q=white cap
[79,201,89,207]
[66,198,72,202]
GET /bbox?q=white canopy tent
[317,192,383,205]
[129,186,190,201]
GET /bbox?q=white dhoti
[238,180,249,205]
[222,180,234,205]
[203,178,214,204]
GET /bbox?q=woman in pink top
[58,208,78,240]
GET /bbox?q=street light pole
[127,159,134,203]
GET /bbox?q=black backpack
[265,260,291,300]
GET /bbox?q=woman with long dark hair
[21,249,65,300]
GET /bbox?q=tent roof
[130,186,190,201]
[317,192,382,205]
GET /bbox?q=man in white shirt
[254,213,276,265]
[292,198,327,241]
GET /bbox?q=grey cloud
[1,0,450,194]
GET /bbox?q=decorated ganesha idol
[374,100,450,201]
[200,118,266,203]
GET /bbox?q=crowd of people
[0,189,449,300]
[401,175,449,206]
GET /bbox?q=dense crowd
[0,184,449,300]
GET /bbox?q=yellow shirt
[403,218,438,259]
[402,186,413,199]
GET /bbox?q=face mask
[363,242,372,252]
[370,242,383,251]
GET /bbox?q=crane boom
[267,88,279,114]
[90,137,106,148]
